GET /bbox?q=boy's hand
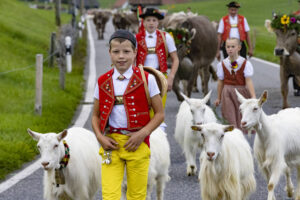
[124,130,148,152]
[98,135,119,151]
[214,99,221,107]
[167,75,174,91]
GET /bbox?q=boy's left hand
[124,130,148,152]
[167,75,174,91]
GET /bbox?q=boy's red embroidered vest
[221,15,246,42]
[98,67,151,145]
[136,30,168,73]
[222,60,247,86]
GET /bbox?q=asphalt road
[0,17,299,200]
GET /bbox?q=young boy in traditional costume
[92,30,164,200]
[216,1,253,60]
[214,38,256,132]
[136,7,179,100]
[136,7,179,131]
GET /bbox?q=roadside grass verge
[0,0,86,180]
[163,0,298,63]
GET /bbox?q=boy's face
[143,16,159,33]
[225,39,241,57]
[228,7,238,17]
[109,40,136,74]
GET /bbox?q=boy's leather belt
[147,47,156,54]
[114,95,123,105]
[109,126,138,135]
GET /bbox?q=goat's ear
[180,92,191,104]
[235,89,246,103]
[202,90,212,104]
[57,129,68,141]
[258,90,268,106]
[191,125,201,131]
[27,128,41,141]
[224,125,234,132]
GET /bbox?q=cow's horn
[188,28,196,42]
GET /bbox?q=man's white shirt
[217,15,250,39]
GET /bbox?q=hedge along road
[0,16,300,200]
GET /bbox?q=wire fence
[0,50,59,76]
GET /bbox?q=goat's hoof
[187,165,197,176]
[285,186,294,198]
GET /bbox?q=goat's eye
[190,109,194,114]
[54,144,58,149]
[220,134,224,140]
[253,107,258,111]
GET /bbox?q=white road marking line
[0,18,96,194]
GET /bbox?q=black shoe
[294,90,300,96]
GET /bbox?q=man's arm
[168,51,179,91]
[245,32,253,57]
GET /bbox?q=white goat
[174,91,217,176]
[121,127,170,200]
[191,123,256,200]
[27,127,101,200]
[236,89,300,200]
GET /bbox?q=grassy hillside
[0,0,86,179]
[163,0,299,63]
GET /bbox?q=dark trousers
[221,41,247,59]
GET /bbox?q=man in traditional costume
[216,1,253,60]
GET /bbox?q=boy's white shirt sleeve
[148,74,160,97]
[216,62,224,80]
[94,83,99,100]
[166,32,177,53]
[244,60,254,77]
[93,74,160,99]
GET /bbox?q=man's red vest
[97,66,151,144]
[222,15,246,41]
[136,30,168,73]
[222,60,247,86]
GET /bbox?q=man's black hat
[139,8,164,20]
[109,29,136,47]
[226,1,241,8]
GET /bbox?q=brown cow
[174,16,218,101]
[112,11,139,33]
[274,28,300,108]
[162,12,217,101]
[93,10,111,40]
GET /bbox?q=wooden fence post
[55,0,61,26]
[48,32,56,68]
[35,54,43,115]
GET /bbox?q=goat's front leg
[184,143,198,176]
[285,167,294,198]
[295,166,300,200]
[267,164,284,200]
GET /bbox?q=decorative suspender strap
[138,64,151,107]
[159,30,168,58]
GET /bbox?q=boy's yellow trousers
[99,133,150,200]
